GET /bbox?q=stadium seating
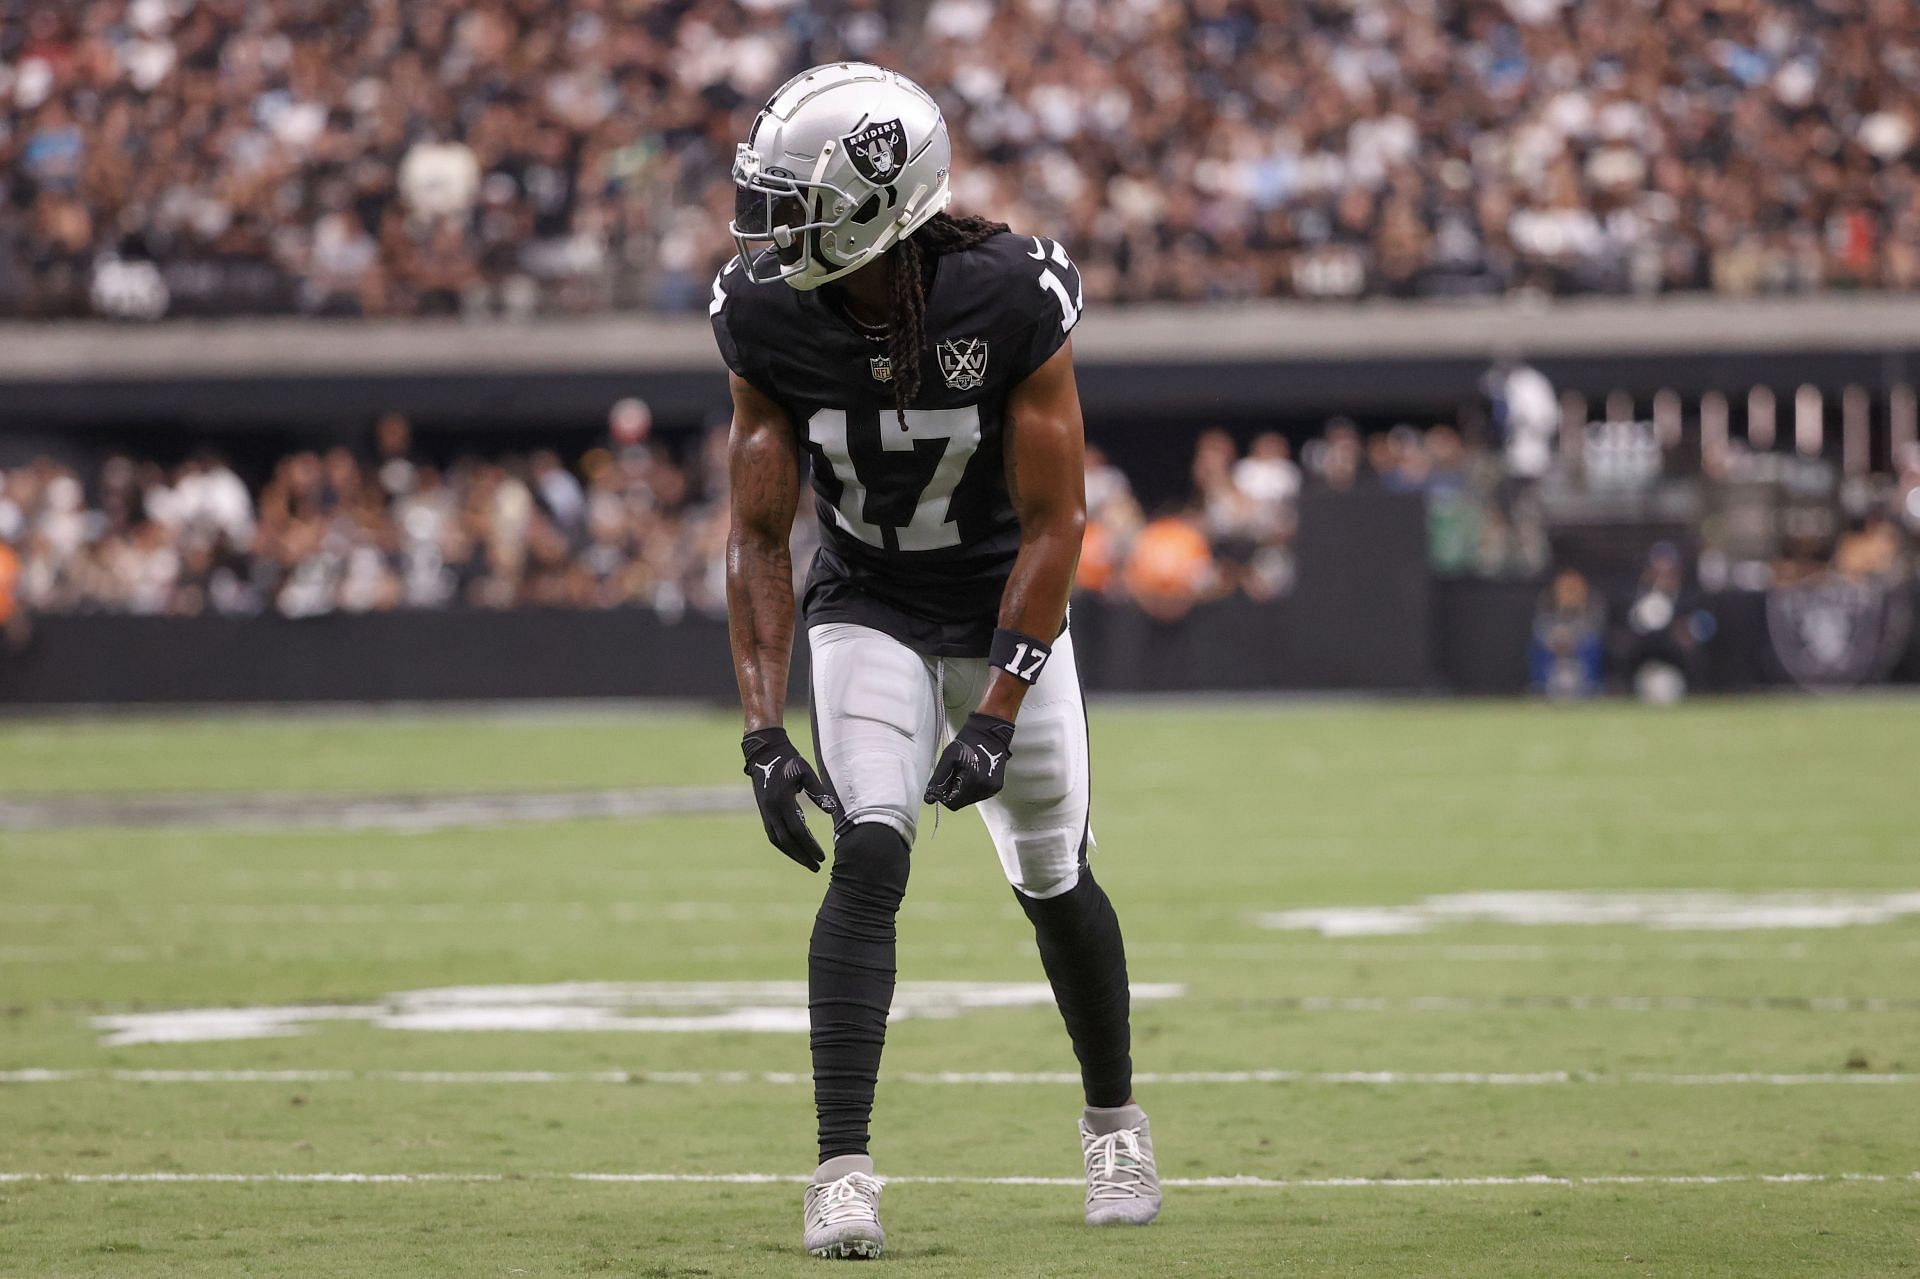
[5,0,1918,319]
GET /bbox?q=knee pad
[830,822,911,903]
[1005,824,1088,900]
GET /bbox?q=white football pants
[806,621,1093,899]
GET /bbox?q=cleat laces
[1084,1127,1150,1202]
[810,1172,883,1228]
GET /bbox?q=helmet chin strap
[792,141,844,276]
[893,182,931,231]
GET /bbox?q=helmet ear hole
[850,194,884,225]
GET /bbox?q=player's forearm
[726,531,796,731]
[978,519,1082,721]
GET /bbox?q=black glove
[923,712,1015,812]
[742,727,840,872]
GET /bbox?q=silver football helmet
[729,62,952,291]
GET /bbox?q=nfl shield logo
[937,338,989,391]
[869,355,893,383]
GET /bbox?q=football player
[713,62,1159,1259]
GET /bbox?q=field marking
[5,1069,1914,1087]
[1141,940,1920,959]
[1259,890,1920,937]
[84,982,1189,1046]
[1,1170,1913,1189]
[6,899,1918,943]
[1251,995,1920,1013]
[26,940,1920,966]
[0,902,843,925]
[0,786,751,832]
[55,984,1920,1048]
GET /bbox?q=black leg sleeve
[1016,864,1133,1108]
[809,821,911,1163]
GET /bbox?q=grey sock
[813,1153,875,1183]
[1082,1103,1146,1136]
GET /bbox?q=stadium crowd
[4,0,1918,319]
[0,409,1557,624]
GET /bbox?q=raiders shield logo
[1765,573,1911,689]
[937,338,988,391]
[843,119,908,185]
[869,355,893,383]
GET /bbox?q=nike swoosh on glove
[923,712,1015,812]
[742,727,841,872]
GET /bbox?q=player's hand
[923,712,1015,812]
[741,727,840,872]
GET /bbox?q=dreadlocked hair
[885,212,1010,427]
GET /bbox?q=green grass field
[2,697,1917,1277]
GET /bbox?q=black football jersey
[711,230,1083,656]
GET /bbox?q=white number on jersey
[807,406,982,551]
[1027,237,1081,334]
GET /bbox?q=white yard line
[0,786,753,832]
[1249,995,1920,1012]
[0,1170,1913,1189]
[3,1068,1914,1086]
[0,902,833,924]
[1131,942,1841,961]
[13,936,1920,962]
[1258,890,1920,937]
[0,901,1012,926]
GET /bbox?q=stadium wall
[0,492,1431,705]
[4,295,1918,431]
[7,492,1911,706]
[7,580,1911,707]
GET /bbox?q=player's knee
[1011,865,1079,900]
[1004,831,1081,900]
[830,821,911,905]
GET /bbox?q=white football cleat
[1081,1104,1161,1226]
[802,1155,886,1259]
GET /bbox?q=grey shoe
[802,1155,886,1259]
[1080,1105,1161,1226]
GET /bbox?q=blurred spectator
[609,398,654,455]
[1190,428,1268,594]
[1229,432,1300,598]
[1530,566,1605,698]
[1077,444,1143,596]
[1122,509,1218,623]
[1624,542,1716,700]
[0,532,24,651]
[1306,419,1364,493]
[1896,446,1920,539]
[1233,434,1300,514]
[1424,425,1482,573]
[398,131,482,226]
[1486,354,1557,571]
[373,411,419,500]
[302,212,386,317]
[1834,513,1906,584]
[6,0,1920,318]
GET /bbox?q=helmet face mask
[728,147,863,285]
[727,63,953,292]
